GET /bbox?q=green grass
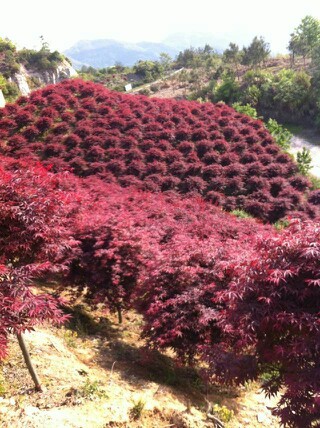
[78,378,107,399]
[230,209,253,219]
[129,398,145,420]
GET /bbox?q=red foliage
[0,79,312,222]
[205,220,320,427]
[134,205,270,360]
[0,157,81,359]
[0,265,68,359]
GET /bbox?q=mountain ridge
[64,39,180,69]
[64,32,230,69]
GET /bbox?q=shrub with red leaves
[204,220,320,428]
[0,265,69,360]
[0,157,81,358]
[134,205,271,361]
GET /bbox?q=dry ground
[0,300,281,428]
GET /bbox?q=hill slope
[0,79,317,222]
[1,308,281,428]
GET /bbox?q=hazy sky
[2,0,320,53]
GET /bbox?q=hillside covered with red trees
[0,80,319,427]
[0,79,319,222]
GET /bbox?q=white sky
[1,0,320,53]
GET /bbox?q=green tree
[272,69,311,116]
[288,16,320,64]
[0,37,16,53]
[159,52,173,72]
[214,75,240,103]
[223,43,242,79]
[288,33,309,65]
[297,147,313,175]
[134,60,163,82]
[40,35,50,52]
[242,36,270,68]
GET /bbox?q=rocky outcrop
[0,90,5,108]
[14,67,31,96]
[13,60,77,97]
[28,59,78,85]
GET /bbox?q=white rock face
[0,89,5,107]
[30,59,77,85]
[14,66,31,95]
[13,60,78,95]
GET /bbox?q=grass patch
[0,371,7,396]
[129,398,145,420]
[230,209,253,219]
[78,378,107,400]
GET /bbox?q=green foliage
[289,15,320,62]
[0,37,16,53]
[212,404,234,423]
[0,74,19,102]
[64,304,102,336]
[129,399,145,420]
[176,45,219,69]
[214,75,240,103]
[272,69,311,114]
[230,208,254,219]
[242,36,270,67]
[259,364,282,393]
[159,52,172,71]
[232,102,258,119]
[265,118,292,150]
[242,69,272,86]
[223,43,242,65]
[223,43,242,79]
[0,50,20,77]
[0,74,6,88]
[274,218,290,230]
[150,83,159,93]
[0,371,7,396]
[138,88,151,96]
[309,174,320,190]
[78,379,107,399]
[62,330,78,348]
[18,48,65,71]
[133,60,163,83]
[296,147,313,175]
[238,68,312,119]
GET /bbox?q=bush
[210,220,320,427]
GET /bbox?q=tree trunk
[116,305,123,324]
[17,332,42,392]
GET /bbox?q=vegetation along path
[290,129,320,178]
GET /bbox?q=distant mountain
[64,39,180,69]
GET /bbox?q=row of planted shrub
[1,154,318,427]
[0,79,318,222]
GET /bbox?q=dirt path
[290,129,320,178]
[130,68,185,94]
[0,312,282,428]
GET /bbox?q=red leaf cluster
[0,79,316,222]
[201,220,320,427]
[0,80,319,425]
[0,157,81,357]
